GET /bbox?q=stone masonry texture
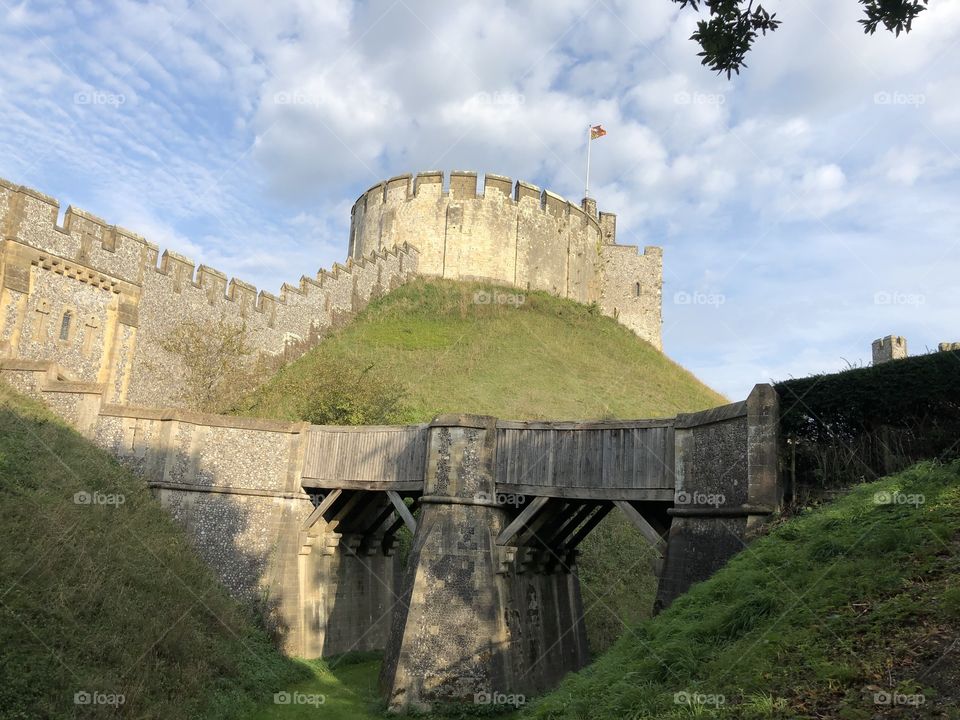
[379,417,590,711]
[0,177,419,407]
[3,359,781,708]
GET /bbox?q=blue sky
[1,0,958,399]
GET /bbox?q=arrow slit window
[59,310,72,341]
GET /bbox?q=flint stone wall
[0,359,399,657]
[380,417,589,711]
[655,385,781,610]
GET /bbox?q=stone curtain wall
[599,243,663,351]
[0,177,419,407]
[0,171,663,397]
[349,171,663,348]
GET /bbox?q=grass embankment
[0,382,310,719]
[524,461,960,720]
[240,278,725,423]
[239,278,725,653]
[6,375,956,720]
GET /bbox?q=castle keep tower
[349,171,663,349]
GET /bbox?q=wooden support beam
[495,495,550,547]
[347,492,388,535]
[516,498,567,549]
[613,500,667,555]
[329,490,365,534]
[364,501,397,537]
[541,502,596,571]
[387,490,417,534]
[545,501,595,548]
[563,503,612,551]
[538,501,573,544]
[300,488,342,532]
[493,484,675,502]
[383,515,405,539]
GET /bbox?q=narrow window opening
[634,282,641,297]
[59,311,72,341]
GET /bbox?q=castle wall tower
[349,171,663,349]
[872,335,908,364]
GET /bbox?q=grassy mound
[524,461,960,720]
[0,382,309,719]
[240,278,725,423]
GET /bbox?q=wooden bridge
[298,416,679,574]
[296,385,781,710]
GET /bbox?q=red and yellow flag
[590,124,607,140]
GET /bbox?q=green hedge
[775,350,960,492]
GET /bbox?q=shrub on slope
[0,382,309,719]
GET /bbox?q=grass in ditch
[0,381,310,719]
[243,653,383,720]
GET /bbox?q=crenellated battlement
[144,242,417,316]
[351,171,611,238]
[348,170,620,308]
[0,176,419,408]
[0,177,417,316]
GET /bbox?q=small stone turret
[872,335,908,364]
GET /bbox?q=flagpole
[584,124,592,199]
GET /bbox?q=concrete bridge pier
[379,415,589,711]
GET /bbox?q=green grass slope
[0,382,309,719]
[524,461,960,720]
[240,278,726,423]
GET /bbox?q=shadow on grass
[246,651,530,720]
[243,652,384,720]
